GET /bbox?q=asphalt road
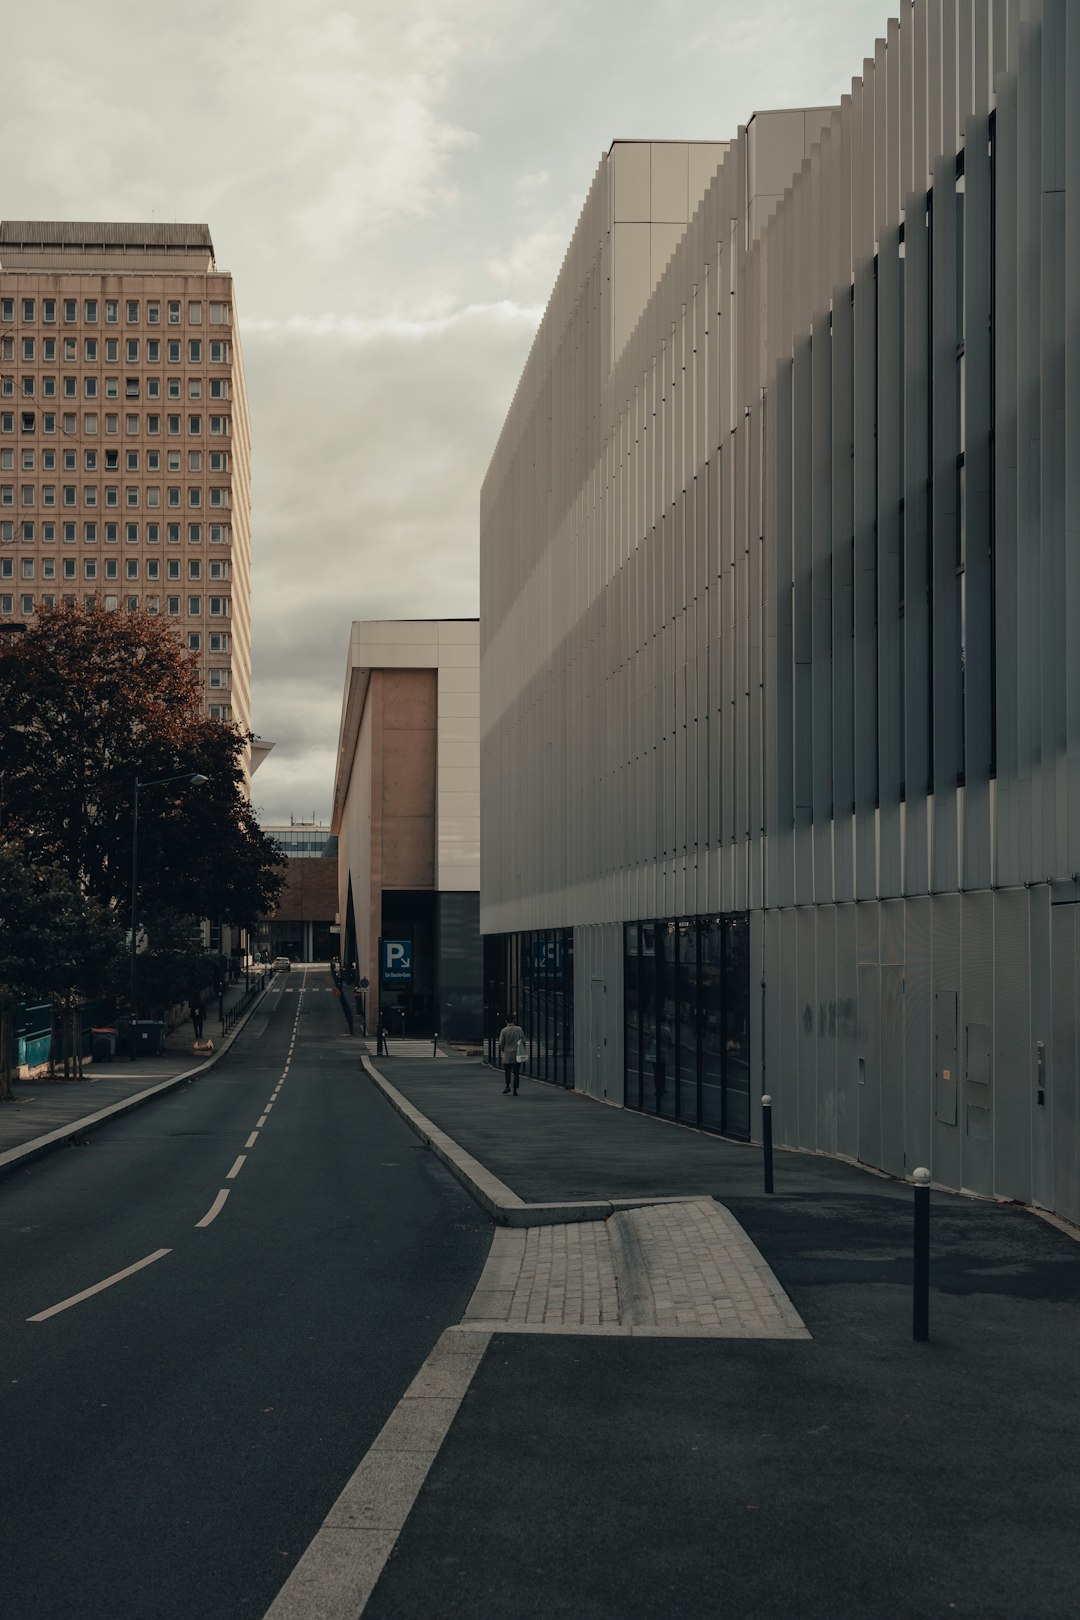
[367,1191,1080,1620]
[0,966,492,1620]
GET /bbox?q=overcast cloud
[4,0,895,824]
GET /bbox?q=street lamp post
[129,771,208,1058]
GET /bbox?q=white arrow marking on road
[196,1189,231,1228]
[226,1154,246,1179]
[27,1248,172,1322]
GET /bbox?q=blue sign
[381,939,413,985]
[531,939,563,979]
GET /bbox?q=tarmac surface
[356,1048,1080,1620]
[1,970,490,1620]
[6,1006,1080,1618]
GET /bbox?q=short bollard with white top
[761,1094,774,1195]
[912,1167,931,1342]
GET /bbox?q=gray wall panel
[1051,902,1079,1225]
[992,886,1030,1202]
[904,895,933,1172]
[816,906,838,1154]
[1029,884,1053,1209]
[835,902,860,1159]
[931,893,963,1189]
[796,904,818,1148]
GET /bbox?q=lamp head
[189,774,209,786]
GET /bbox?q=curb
[361,1055,691,1228]
[607,1208,656,1326]
[0,982,275,1182]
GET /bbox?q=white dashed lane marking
[196,1190,231,1229]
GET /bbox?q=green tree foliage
[0,603,284,926]
[134,910,219,1021]
[0,842,125,1096]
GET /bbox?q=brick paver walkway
[462,1198,808,1339]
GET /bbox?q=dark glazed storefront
[624,915,750,1138]
[484,928,575,1088]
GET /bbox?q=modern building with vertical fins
[480,1,1080,1226]
[0,222,252,748]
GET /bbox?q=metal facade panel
[1029,884,1053,1208]
[776,906,798,1146]
[750,906,766,1138]
[1067,2,1080,879]
[931,150,961,894]
[881,895,905,966]
[880,962,907,1175]
[904,895,934,1171]
[993,62,1021,887]
[931,892,963,1187]
[857,961,882,1166]
[835,903,860,1160]
[903,193,931,893]
[856,897,879,963]
[1015,22,1041,885]
[1051,902,1079,1225]
[816,906,838,1153]
[811,250,835,902]
[1041,1,1068,884]
[877,228,904,897]
[992,886,1030,1202]
[962,112,994,891]
[792,333,814,904]
[796,904,818,1147]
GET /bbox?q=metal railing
[221,972,268,1038]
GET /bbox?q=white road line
[257,1114,268,1127]
[262,1328,489,1619]
[196,1189,231,1228]
[245,1131,259,1149]
[226,1154,246,1179]
[28,1248,172,1323]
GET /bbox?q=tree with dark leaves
[0,603,284,928]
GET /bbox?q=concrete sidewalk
[0,974,276,1176]
[348,1045,1080,1620]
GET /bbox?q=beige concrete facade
[0,222,252,742]
[332,620,480,1037]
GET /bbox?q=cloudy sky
[5,0,895,824]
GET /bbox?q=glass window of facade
[624,914,750,1139]
[484,929,574,1090]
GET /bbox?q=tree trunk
[72,1004,84,1080]
[0,1006,13,1101]
[48,1004,59,1079]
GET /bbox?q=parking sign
[381,939,413,985]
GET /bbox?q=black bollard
[432,1030,439,1058]
[761,1093,774,1194]
[912,1167,931,1341]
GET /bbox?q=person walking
[190,999,205,1040]
[497,1013,526,1095]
